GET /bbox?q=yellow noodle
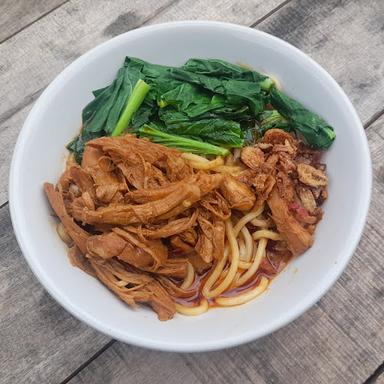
[250,218,273,228]
[181,153,210,163]
[202,247,229,298]
[115,280,128,287]
[235,238,267,287]
[213,165,244,174]
[238,260,252,269]
[215,276,269,306]
[241,226,253,262]
[203,219,240,298]
[229,271,242,289]
[252,230,282,241]
[238,237,246,261]
[176,299,209,316]
[187,156,224,170]
[180,262,195,290]
[233,204,265,237]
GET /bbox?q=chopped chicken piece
[297,163,328,187]
[240,146,265,170]
[220,175,256,211]
[267,187,313,255]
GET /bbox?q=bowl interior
[10,22,371,351]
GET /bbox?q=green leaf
[269,87,336,148]
[159,82,211,110]
[182,58,268,83]
[170,68,266,115]
[163,117,244,148]
[258,110,291,133]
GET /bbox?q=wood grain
[65,113,384,384]
[0,204,110,384]
[0,0,67,43]
[142,0,284,25]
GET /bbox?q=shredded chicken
[267,187,314,255]
[220,175,255,211]
[240,146,265,170]
[45,131,328,320]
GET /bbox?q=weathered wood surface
[1,0,383,383]
[0,0,68,43]
[66,114,384,384]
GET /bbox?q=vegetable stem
[260,77,274,91]
[111,79,150,137]
[139,125,230,156]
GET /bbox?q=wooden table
[1,1,383,383]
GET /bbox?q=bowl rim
[9,20,372,352]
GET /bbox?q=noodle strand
[235,238,267,287]
[180,262,195,290]
[175,299,209,316]
[252,230,282,241]
[233,204,265,237]
[241,226,253,262]
[215,276,269,307]
[202,247,229,298]
[202,219,240,298]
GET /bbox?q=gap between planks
[364,108,384,129]
[60,340,117,384]
[0,1,70,44]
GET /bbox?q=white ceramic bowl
[9,21,371,352]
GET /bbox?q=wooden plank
[0,0,67,43]
[0,0,286,207]
[66,343,204,384]
[257,0,384,125]
[143,0,284,25]
[0,204,110,384]
[66,114,384,384]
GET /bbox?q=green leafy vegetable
[259,109,290,133]
[182,58,268,83]
[170,68,267,115]
[160,115,244,148]
[139,125,230,156]
[269,88,336,148]
[68,58,147,161]
[68,56,336,162]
